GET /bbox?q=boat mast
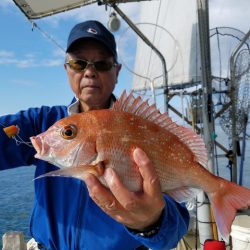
[197,0,215,173]
[196,0,216,245]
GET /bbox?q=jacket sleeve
[0,106,66,170]
[126,194,189,250]
[0,109,38,170]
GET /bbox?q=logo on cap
[87,28,98,35]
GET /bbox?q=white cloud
[0,50,63,68]
[0,0,12,7]
[10,79,37,87]
[52,48,65,58]
[42,59,63,67]
[209,0,250,33]
[0,50,14,57]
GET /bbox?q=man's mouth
[84,85,99,88]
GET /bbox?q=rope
[29,20,65,52]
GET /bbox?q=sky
[0,0,249,115]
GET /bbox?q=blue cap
[66,20,117,59]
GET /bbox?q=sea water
[0,166,34,248]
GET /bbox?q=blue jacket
[0,104,189,250]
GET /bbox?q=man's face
[65,40,121,111]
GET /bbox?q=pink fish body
[30,91,250,241]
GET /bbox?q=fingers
[133,147,162,196]
[83,173,121,214]
[104,168,139,211]
[83,173,133,225]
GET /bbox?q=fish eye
[60,124,77,140]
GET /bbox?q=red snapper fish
[30,91,250,241]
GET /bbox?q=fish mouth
[30,136,43,157]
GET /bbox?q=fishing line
[0,121,6,128]
[0,122,33,148]
[13,134,33,148]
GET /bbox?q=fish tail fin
[208,178,250,242]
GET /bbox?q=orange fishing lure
[3,125,19,138]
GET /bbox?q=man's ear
[116,63,122,78]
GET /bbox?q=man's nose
[83,64,97,78]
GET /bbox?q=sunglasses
[66,59,117,72]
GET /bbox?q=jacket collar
[67,94,116,115]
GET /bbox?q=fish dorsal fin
[113,91,162,122]
[112,91,208,168]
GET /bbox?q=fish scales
[93,109,194,188]
[30,91,250,242]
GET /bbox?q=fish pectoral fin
[34,164,105,181]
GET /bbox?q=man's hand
[83,147,165,231]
